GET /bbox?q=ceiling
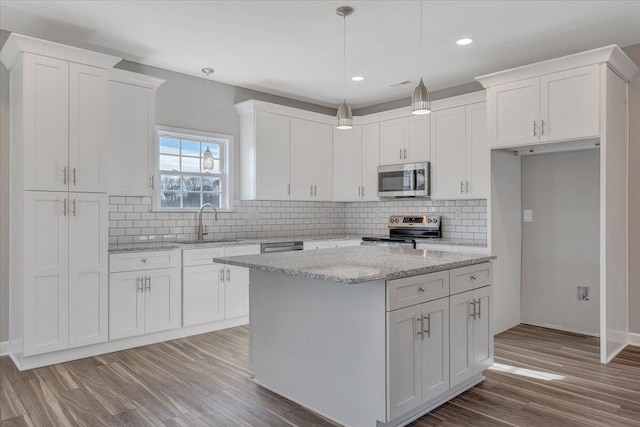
[1,1,639,108]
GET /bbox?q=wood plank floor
[1,324,639,426]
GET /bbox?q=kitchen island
[214,246,496,427]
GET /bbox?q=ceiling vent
[389,80,412,88]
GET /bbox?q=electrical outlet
[523,209,533,223]
[577,286,590,301]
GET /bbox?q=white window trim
[154,125,234,212]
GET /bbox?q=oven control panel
[388,215,441,229]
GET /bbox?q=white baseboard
[10,316,248,371]
[0,341,9,356]
[629,332,640,347]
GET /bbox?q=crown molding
[0,33,121,71]
[108,68,166,90]
[475,45,639,88]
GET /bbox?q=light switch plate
[523,209,533,223]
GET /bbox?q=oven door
[377,162,430,198]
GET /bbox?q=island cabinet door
[387,304,422,421]
[421,298,450,403]
[449,290,475,388]
[473,286,493,374]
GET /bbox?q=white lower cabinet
[387,298,450,421]
[386,264,492,422]
[109,267,181,339]
[23,191,108,356]
[450,285,493,388]
[182,245,259,326]
[109,250,181,340]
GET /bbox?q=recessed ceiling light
[351,76,365,82]
[456,38,474,46]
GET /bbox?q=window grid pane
[157,131,228,210]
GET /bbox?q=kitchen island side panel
[250,269,387,427]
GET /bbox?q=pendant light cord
[419,0,423,78]
[343,13,347,100]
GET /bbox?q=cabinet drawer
[183,248,226,267]
[223,245,261,257]
[386,270,449,311]
[450,263,492,295]
[110,250,179,272]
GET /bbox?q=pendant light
[201,67,215,170]
[411,1,431,115]
[336,6,354,130]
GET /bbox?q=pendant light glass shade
[336,99,353,129]
[202,147,215,170]
[411,78,431,115]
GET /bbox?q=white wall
[490,151,522,335]
[521,150,600,335]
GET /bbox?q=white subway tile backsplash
[107,197,487,243]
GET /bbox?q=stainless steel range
[361,214,442,248]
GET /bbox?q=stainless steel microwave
[377,162,431,198]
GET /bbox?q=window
[156,126,232,210]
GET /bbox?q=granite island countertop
[213,245,496,284]
[108,235,487,253]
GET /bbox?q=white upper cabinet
[431,102,488,200]
[333,123,379,202]
[485,65,601,149]
[107,72,164,196]
[430,106,467,199]
[68,63,108,193]
[12,53,110,193]
[361,123,380,201]
[21,54,70,192]
[333,125,362,201]
[290,118,333,201]
[380,116,430,165]
[539,65,600,143]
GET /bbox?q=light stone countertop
[212,245,496,284]
[107,235,487,253]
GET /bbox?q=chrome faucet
[197,203,219,242]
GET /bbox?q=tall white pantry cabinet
[1,34,120,358]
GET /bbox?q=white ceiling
[2,1,639,108]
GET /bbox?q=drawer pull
[141,258,148,263]
[418,286,426,293]
[470,275,477,281]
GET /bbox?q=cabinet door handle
[399,149,403,160]
[226,268,231,282]
[416,317,423,339]
[150,175,155,189]
[62,198,67,216]
[361,187,365,197]
[404,148,407,160]
[145,276,151,292]
[358,186,361,197]
[137,277,144,292]
[314,185,317,196]
[72,167,77,185]
[423,314,431,338]
[310,185,313,196]
[460,181,464,194]
[287,184,290,195]
[220,268,225,283]
[533,121,537,136]
[63,167,67,185]
[476,298,481,319]
[466,181,469,194]
[469,300,477,319]
[541,119,545,136]
[72,199,76,216]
